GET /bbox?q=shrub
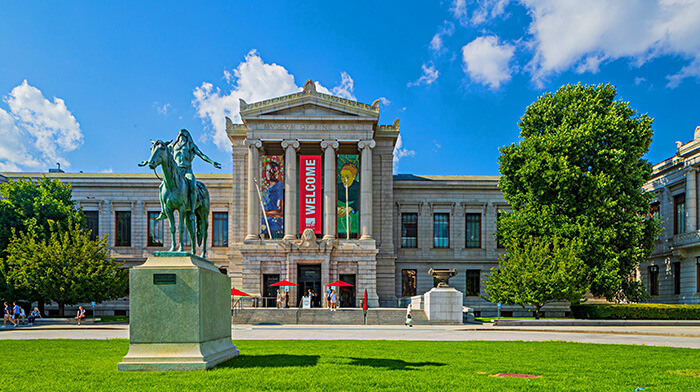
[571,303,700,320]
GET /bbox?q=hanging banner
[261,155,284,238]
[299,155,322,234]
[337,154,360,238]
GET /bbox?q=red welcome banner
[299,155,322,234]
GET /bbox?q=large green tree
[484,237,589,319]
[496,83,659,302]
[2,220,128,316]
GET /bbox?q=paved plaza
[1,323,699,349]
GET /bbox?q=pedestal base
[424,287,463,324]
[118,253,238,371]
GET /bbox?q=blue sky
[1,1,699,176]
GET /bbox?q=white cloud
[0,80,82,171]
[392,134,415,174]
[101,167,113,173]
[378,97,391,107]
[452,0,510,26]
[430,21,455,54]
[433,140,442,152]
[154,102,171,116]
[634,77,647,86]
[193,50,357,151]
[521,0,700,87]
[462,36,515,89]
[408,63,439,87]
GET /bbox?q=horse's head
[143,139,172,169]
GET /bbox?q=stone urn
[428,268,458,288]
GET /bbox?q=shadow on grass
[347,357,446,370]
[219,354,319,368]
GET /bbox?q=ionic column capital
[244,139,263,149]
[281,139,300,150]
[358,140,376,150]
[320,140,339,151]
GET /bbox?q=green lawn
[0,340,698,391]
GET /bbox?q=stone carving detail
[299,229,318,249]
[239,98,248,110]
[320,140,339,150]
[429,268,458,288]
[281,140,300,150]
[303,79,317,95]
[358,140,376,150]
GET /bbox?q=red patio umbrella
[362,289,368,311]
[269,280,299,287]
[231,288,251,296]
[325,280,353,287]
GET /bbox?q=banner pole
[254,178,273,240]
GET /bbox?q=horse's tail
[195,181,209,247]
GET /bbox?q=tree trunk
[58,302,64,317]
[535,304,542,320]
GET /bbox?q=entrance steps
[232,308,432,325]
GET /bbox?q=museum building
[3,81,696,315]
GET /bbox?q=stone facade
[641,126,700,304]
[4,86,694,316]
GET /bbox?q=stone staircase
[231,308,433,325]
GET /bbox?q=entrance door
[339,274,356,308]
[262,274,280,308]
[297,264,322,308]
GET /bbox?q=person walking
[3,301,16,327]
[76,306,86,325]
[12,302,21,327]
[276,291,282,309]
[330,289,337,311]
[405,303,413,327]
[326,287,332,308]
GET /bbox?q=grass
[0,340,698,391]
[96,315,129,323]
[474,317,575,323]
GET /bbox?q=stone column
[321,140,339,240]
[687,167,697,232]
[245,139,262,241]
[282,139,300,240]
[358,140,376,240]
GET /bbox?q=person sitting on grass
[76,306,86,325]
[3,301,16,328]
[28,307,42,325]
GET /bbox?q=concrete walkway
[1,323,699,349]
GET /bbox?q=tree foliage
[484,237,589,319]
[496,83,659,302]
[2,220,128,316]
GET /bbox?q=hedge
[570,303,700,320]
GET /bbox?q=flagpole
[254,178,273,240]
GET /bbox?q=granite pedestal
[424,287,463,324]
[118,252,238,371]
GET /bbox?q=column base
[244,234,259,241]
[283,234,297,241]
[359,235,374,241]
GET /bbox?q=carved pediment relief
[268,104,357,118]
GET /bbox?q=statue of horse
[140,139,210,258]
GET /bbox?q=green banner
[337,154,360,238]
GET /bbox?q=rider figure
[156,129,221,221]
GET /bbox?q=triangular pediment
[239,80,379,120]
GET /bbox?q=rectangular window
[466,269,481,296]
[84,211,98,241]
[147,212,164,247]
[496,212,505,249]
[648,266,659,296]
[401,269,417,297]
[213,212,228,247]
[673,262,681,295]
[465,214,481,248]
[650,202,660,240]
[433,213,449,248]
[401,213,418,248]
[674,194,686,234]
[115,211,131,247]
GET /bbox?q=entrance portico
[226,80,398,307]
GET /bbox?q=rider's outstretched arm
[193,145,221,169]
